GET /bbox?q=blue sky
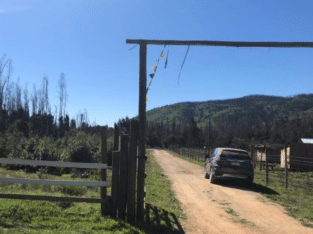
[1,0,313,127]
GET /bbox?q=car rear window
[220,150,250,160]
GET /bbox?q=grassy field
[166,149,313,228]
[0,149,185,233]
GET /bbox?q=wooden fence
[0,126,109,215]
[251,145,313,189]
[110,119,141,223]
[169,147,208,162]
[0,120,142,223]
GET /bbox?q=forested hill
[146,94,313,127]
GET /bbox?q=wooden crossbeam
[126,39,313,48]
[0,193,107,203]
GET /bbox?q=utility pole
[208,117,211,154]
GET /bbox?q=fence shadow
[136,203,185,234]
[216,180,279,195]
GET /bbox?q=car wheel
[209,169,217,184]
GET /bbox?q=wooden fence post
[118,135,129,220]
[101,126,108,216]
[265,146,268,185]
[111,151,120,218]
[127,120,138,224]
[250,145,253,166]
[114,123,120,151]
[285,144,288,189]
[197,149,200,162]
[260,148,263,171]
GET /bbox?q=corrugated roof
[300,138,313,144]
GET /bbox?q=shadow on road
[136,203,185,234]
[216,179,279,195]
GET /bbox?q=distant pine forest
[141,94,313,150]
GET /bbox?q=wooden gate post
[127,120,138,223]
[114,123,120,151]
[137,41,147,222]
[111,151,120,218]
[101,126,108,216]
[118,135,129,220]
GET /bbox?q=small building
[253,144,283,163]
[281,141,313,171]
[299,138,313,144]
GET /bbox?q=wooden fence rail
[0,126,108,215]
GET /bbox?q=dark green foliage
[146,94,313,149]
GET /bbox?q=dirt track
[152,149,313,234]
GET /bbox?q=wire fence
[253,152,313,192]
[169,146,313,191]
[169,147,208,163]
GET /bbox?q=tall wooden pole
[101,126,108,216]
[137,42,147,222]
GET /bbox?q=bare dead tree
[37,88,44,115]
[15,78,22,110]
[54,105,58,125]
[24,84,29,115]
[31,84,38,116]
[42,75,50,114]
[5,82,14,114]
[0,54,12,110]
[58,72,67,118]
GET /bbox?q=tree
[70,118,76,129]
[23,84,29,117]
[187,117,202,147]
[58,73,67,118]
[0,54,12,110]
[31,85,38,116]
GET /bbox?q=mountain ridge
[146,93,313,127]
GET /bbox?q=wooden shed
[281,142,313,171]
[254,144,283,163]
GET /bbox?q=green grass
[254,168,313,227]
[167,149,313,228]
[138,149,185,233]
[225,208,238,216]
[0,167,144,233]
[0,149,186,233]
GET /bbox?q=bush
[61,131,94,163]
[34,137,56,161]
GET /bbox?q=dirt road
[153,149,313,234]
